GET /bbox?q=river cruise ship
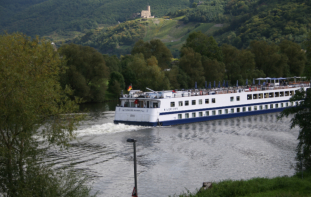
[114,78,310,126]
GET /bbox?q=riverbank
[175,170,311,197]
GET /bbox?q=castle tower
[141,5,154,18]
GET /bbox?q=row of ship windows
[171,90,298,107]
[245,90,296,101]
[176,102,299,119]
[171,98,219,107]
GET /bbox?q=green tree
[179,47,205,88]
[250,40,288,77]
[59,43,109,102]
[108,71,125,96]
[0,33,93,197]
[279,88,311,171]
[182,31,223,62]
[131,39,173,69]
[103,54,121,73]
[127,54,170,91]
[279,40,306,76]
[202,56,226,83]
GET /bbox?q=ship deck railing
[120,83,310,99]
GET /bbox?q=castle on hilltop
[141,6,154,18]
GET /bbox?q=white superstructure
[114,80,310,126]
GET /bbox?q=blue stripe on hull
[160,100,289,115]
[114,108,285,127]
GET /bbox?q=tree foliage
[0,33,93,197]
[182,31,223,62]
[279,88,311,171]
[108,71,125,96]
[59,43,109,103]
[131,39,173,69]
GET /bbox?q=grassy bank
[173,170,311,197]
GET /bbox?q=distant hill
[213,0,311,48]
[71,17,223,57]
[0,0,189,37]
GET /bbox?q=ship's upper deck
[120,82,310,100]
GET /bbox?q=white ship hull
[114,84,310,126]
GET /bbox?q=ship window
[258,93,263,99]
[199,99,202,104]
[205,99,209,104]
[170,102,175,107]
[218,110,222,115]
[236,96,240,101]
[264,93,269,98]
[286,102,289,107]
[248,107,252,111]
[254,106,257,111]
[212,98,216,103]
[124,101,129,107]
[285,91,289,96]
[275,92,279,97]
[179,101,183,106]
[231,108,234,113]
[281,103,284,107]
[153,103,158,108]
[178,114,182,119]
[185,100,189,106]
[192,112,196,118]
[225,109,228,114]
[275,104,278,108]
[259,105,263,110]
[290,91,294,96]
[270,104,274,109]
[265,105,268,109]
[199,112,203,117]
[247,94,252,100]
[212,110,216,115]
[130,102,135,107]
[230,97,234,102]
[243,107,246,112]
[206,111,209,116]
[185,113,189,118]
[280,92,284,97]
[192,100,196,105]
[269,92,274,98]
[253,94,258,99]
[237,108,240,113]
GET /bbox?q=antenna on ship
[146,87,155,92]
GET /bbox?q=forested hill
[213,0,311,48]
[0,0,189,37]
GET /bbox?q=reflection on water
[45,109,299,197]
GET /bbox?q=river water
[45,102,299,197]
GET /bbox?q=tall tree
[0,33,93,197]
[131,39,173,69]
[250,40,288,77]
[182,31,223,62]
[108,71,125,96]
[179,47,205,88]
[59,43,109,102]
[279,88,311,171]
[201,56,226,83]
[279,40,306,76]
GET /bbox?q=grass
[171,170,311,197]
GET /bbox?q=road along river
[44,103,299,197]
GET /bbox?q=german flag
[127,85,132,91]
